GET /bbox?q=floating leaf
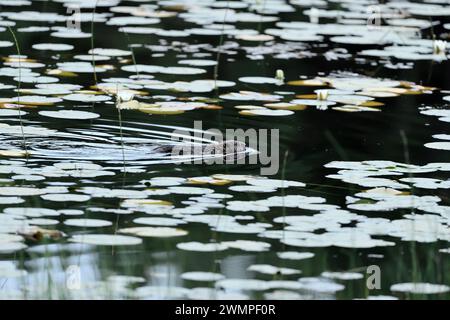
[39,110,100,120]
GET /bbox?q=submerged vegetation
[0,0,449,300]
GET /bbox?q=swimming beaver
[154,140,247,161]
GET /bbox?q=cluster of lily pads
[0,0,449,117]
[325,160,450,242]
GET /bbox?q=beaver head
[202,140,247,161]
